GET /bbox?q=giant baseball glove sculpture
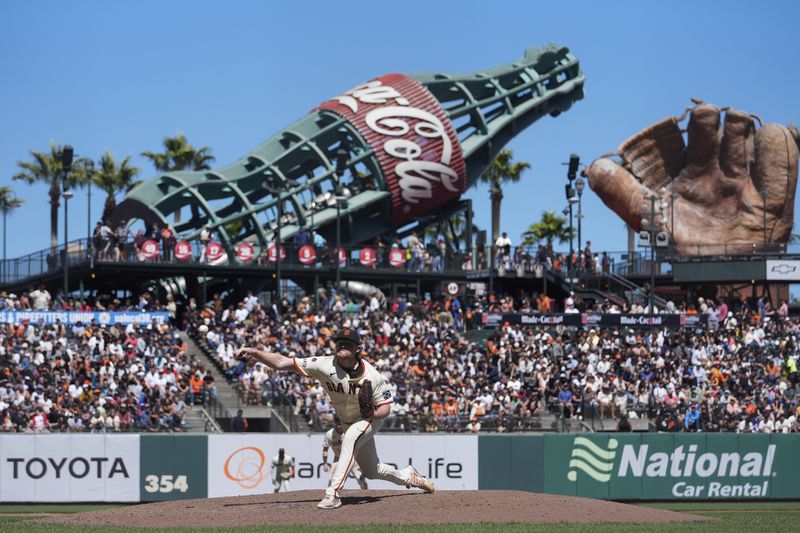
[586,102,798,254]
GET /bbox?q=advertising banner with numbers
[139,435,207,501]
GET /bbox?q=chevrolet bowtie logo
[771,264,797,275]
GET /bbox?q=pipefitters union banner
[0,434,140,502]
[207,434,477,498]
[543,434,800,500]
[479,313,709,329]
[0,311,170,326]
[317,74,466,227]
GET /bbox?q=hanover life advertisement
[207,434,477,497]
[544,434,800,500]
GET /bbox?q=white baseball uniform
[293,354,414,497]
[324,427,367,489]
[271,453,295,492]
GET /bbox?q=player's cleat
[403,465,435,494]
[317,495,342,509]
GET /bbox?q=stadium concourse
[0,289,213,432]
[188,287,800,435]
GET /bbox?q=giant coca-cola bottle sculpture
[112,45,584,252]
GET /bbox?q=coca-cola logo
[318,75,465,226]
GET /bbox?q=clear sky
[1,0,798,260]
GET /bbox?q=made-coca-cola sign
[317,74,466,227]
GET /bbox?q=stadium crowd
[2,281,798,435]
[0,288,211,433]
[190,288,800,435]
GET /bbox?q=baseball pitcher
[271,448,295,493]
[236,327,434,510]
[323,416,368,490]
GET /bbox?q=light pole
[275,190,283,302]
[670,190,678,243]
[640,192,666,313]
[575,176,585,254]
[760,188,768,250]
[334,146,349,288]
[85,159,95,264]
[564,154,580,268]
[61,145,74,296]
[264,177,283,302]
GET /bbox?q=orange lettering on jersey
[335,383,345,393]
[326,382,335,392]
[348,383,359,394]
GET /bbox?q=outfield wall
[481,434,800,500]
[0,434,477,502]
[0,433,797,502]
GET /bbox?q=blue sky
[1,0,798,260]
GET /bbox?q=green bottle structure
[112,45,585,254]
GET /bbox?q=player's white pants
[325,419,410,497]
[328,457,366,489]
[273,478,290,492]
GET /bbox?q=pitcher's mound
[37,490,705,528]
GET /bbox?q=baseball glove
[586,101,798,254]
[358,380,375,419]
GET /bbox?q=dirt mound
[36,490,705,528]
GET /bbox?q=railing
[205,392,232,432]
[578,271,669,308]
[661,242,795,260]
[0,238,91,285]
[4,237,800,287]
[199,408,223,433]
[271,403,300,433]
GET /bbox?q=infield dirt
[35,490,706,528]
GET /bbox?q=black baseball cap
[332,327,360,344]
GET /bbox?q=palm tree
[141,132,215,172]
[93,151,141,221]
[478,149,531,245]
[523,210,573,247]
[0,186,24,280]
[142,133,215,224]
[13,143,75,252]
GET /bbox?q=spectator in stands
[232,409,248,432]
[684,404,702,431]
[199,226,211,262]
[189,371,204,406]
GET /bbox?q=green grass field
[0,502,798,532]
